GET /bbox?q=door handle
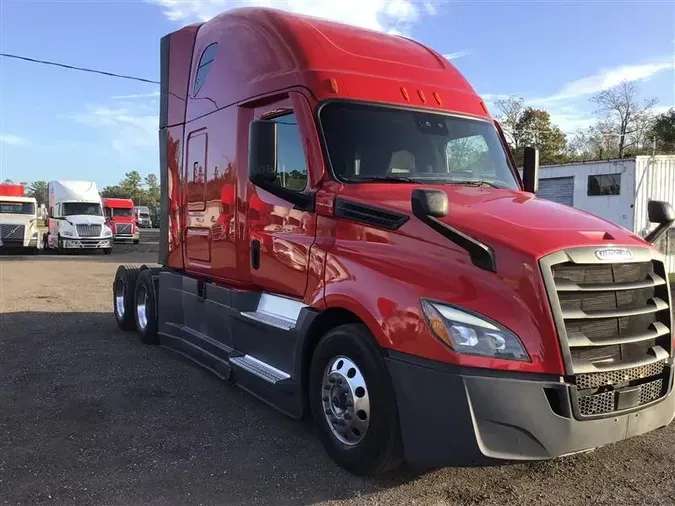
[251,239,261,270]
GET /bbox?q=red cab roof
[102,197,134,208]
[170,7,491,125]
[0,183,25,197]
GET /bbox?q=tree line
[494,81,675,166]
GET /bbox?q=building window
[587,173,621,196]
[193,43,219,96]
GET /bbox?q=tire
[113,265,141,331]
[134,269,159,344]
[309,323,403,476]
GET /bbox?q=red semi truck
[112,7,675,476]
[103,198,140,244]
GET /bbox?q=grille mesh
[115,223,132,235]
[0,224,25,240]
[577,378,665,416]
[574,361,665,390]
[579,391,615,416]
[76,224,102,237]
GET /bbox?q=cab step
[230,354,291,384]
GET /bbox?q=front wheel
[309,323,403,476]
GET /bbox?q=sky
[0,0,673,188]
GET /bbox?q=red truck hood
[339,185,648,258]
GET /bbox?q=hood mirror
[645,200,675,245]
[411,189,448,218]
[522,146,539,194]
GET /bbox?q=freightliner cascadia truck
[112,7,675,476]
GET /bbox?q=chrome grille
[540,246,672,418]
[76,224,102,237]
[0,224,25,240]
[115,223,132,235]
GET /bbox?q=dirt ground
[2,233,675,505]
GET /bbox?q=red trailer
[111,7,675,476]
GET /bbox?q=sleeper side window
[193,43,219,96]
[270,112,308,191]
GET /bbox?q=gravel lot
[2,233,675,505]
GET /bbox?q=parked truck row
[109,7,674,476]
[1,180,149,254]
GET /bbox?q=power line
[0,52,159,85]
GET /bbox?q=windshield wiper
[445,180,502,188]
[345,176,419,183]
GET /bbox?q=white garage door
[537,177,574,206]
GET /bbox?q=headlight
[104,228,112,237]
[420,299,529,361]
[61,230,73,237]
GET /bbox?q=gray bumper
[385,351,675,467]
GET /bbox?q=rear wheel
[134,269,159,344]
[309,323,403,476]
[113,265,140,331]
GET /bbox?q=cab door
[247,93,317,300]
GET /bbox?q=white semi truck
[0,184,41,253]
[45,180,113,254]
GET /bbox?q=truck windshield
[319,102,519,189]
[0,201,35,214]
[113,208,133,217]
[63,202,102,216]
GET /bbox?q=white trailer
[46,180,113,254]
[532,156,675,272]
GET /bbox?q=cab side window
[194,43,219,96]
[270,112,307,191]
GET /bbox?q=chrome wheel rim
[136,285,148,331]
[321,356,371,446]
[115,279,126,318]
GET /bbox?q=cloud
[535,60,674,104]
[148,0,437,35]
[71,106,158,159]
[443,50,472,61]
[110,91,160,100]
[0,134,28,146]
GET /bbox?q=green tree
[651,108,675,153]
[514,108,567,165]
[26,180,48,205]
[144,174,160,202]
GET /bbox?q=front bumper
[113,232,139,242]
[385,351,675,468]
[61,238,112,249]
